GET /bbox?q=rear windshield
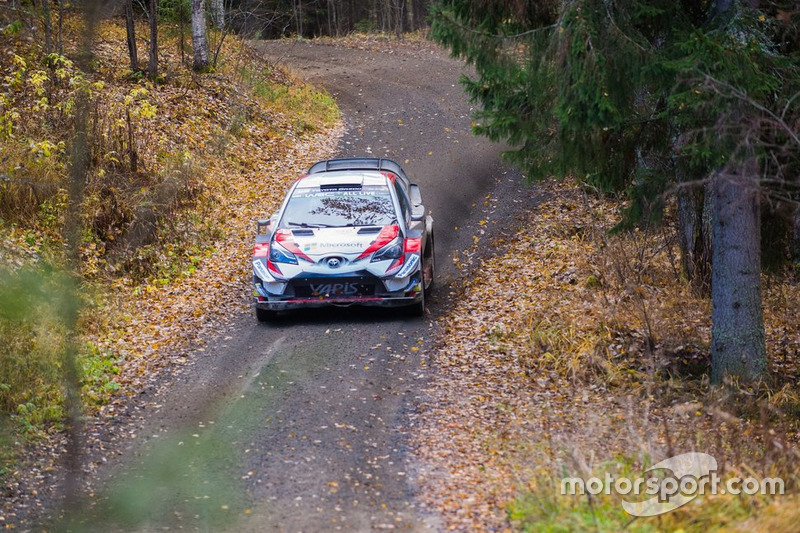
[281,185,396,228]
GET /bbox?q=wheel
[424,233,435,292]
[256,307,277,321]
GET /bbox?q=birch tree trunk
[710,159,767,383]
[192,0,210,71]
[210,0,224,29]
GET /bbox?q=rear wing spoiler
[308,158,411,186]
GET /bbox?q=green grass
[238,65,340,132]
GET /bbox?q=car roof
[295,170,389,189]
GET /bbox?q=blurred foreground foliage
[0,267,119,441]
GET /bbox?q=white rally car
[252,158,434,321]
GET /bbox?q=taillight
[253,243,270,257]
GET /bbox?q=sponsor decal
[310,282,360,296]
[395,253,419,278]
[253,259,272,282]
[302,242,365,252]
[294,185,388,198]
[380,171,397,183]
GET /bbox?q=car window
[281,185,397,227]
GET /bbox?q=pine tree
[431,0,800,383]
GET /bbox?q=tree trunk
[792,201,800,275]
[296,0,303,37]
[179,0,185,65]
[710,159,767,383]
[41,0,52,53]
[210,0,224,29]
[676,174,712,294]
[125,0,138,72]
[62,0,103,512]
[327,0,333,36]
[57,0,64,54]
[148,0,158,80]
[192,0,210,71]
[677,184,699,280]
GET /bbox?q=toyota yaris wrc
[252,158,435,321]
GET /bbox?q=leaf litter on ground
[0,19,343,526]
[411,179,800,531]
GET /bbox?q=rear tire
[407,299,424,318]
[255,307,277,322]
[425,233,435,292]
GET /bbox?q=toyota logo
[327,257,342,268]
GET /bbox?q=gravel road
[67,39,525,532]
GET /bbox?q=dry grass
[415,179,799,531]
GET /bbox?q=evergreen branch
[436,9,557,43]
[782,90,800,122]
[603,1,647,53]
[500,24,559,42]
[700,73,800,148]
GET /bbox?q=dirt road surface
[60,39,531,532]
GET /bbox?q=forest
[1,0,799,530]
